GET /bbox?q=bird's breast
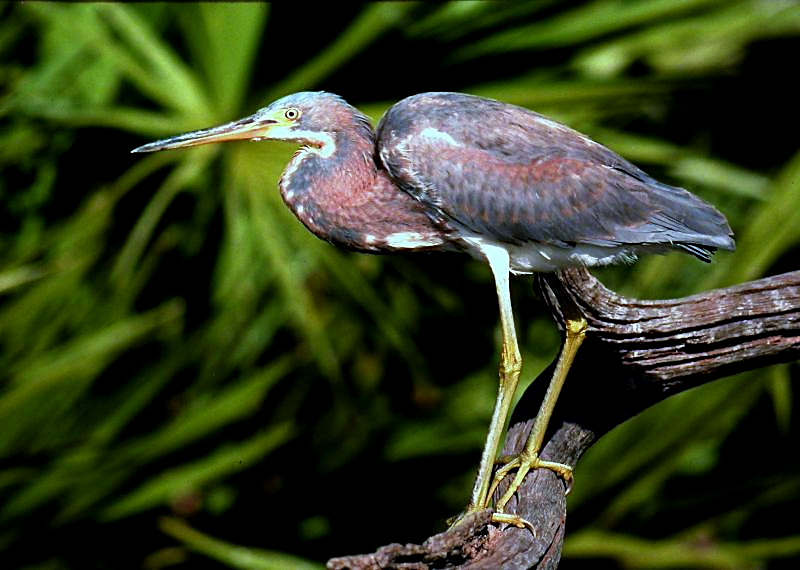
[279,144,448,253]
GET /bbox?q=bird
[132,91,735,530]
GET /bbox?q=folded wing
[377,92,734,260]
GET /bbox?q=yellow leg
[452,251,587,532]
[490,314,587,518]
[451,245,521,526]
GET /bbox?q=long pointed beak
[131,114,278,153]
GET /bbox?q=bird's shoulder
[377,92,612,165]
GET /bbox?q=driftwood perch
[328,267,800,570]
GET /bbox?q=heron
[132,91,735,530]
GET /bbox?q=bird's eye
[284,108,300,120]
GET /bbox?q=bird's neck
[280,131,375,237]
[280,129,445,252]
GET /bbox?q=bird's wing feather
[376,93,733,253]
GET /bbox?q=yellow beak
[131,110,288,153]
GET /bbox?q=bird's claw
[490,512,536,535]
[448,508,537,537]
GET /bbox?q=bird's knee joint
[501,363,522,381]
[502,353,522,377]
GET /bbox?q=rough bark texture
[328,268,800,570]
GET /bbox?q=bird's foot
[488,452,573,514]
[448,454,572,535]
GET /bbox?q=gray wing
[376,92,734,258]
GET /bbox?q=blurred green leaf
[565,529,800,568]
[103,423,294,521]
[159,517,324,570]
[453,0,728,59]
[177,4,268,117]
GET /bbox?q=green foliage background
[1,2,799,568]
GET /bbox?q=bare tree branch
[328,268,800,569]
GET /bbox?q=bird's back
[377,92,734,272]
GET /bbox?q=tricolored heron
[132,92,735,529]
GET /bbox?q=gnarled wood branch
[328,268,800,570]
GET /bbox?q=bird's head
[132,91,365,155]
